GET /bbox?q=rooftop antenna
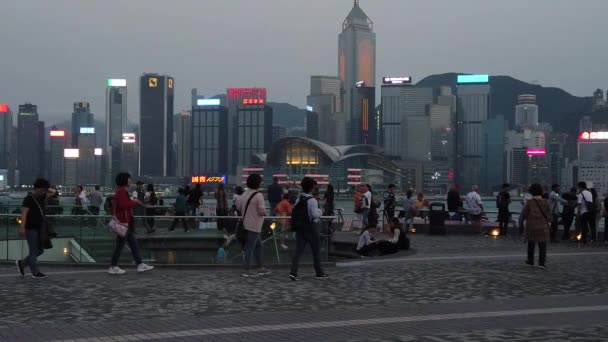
[354,0,359,6]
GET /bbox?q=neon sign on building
[191,175,227,184]
[242,99,265,105]
[579,131,608,140]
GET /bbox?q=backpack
[290,196,312,232]
[582,191,595,213]
[149,192,159,206]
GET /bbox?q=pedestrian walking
[522,183,551,269]
[561,187,578,240]
[187,183,203,229]
[87,185,104,216]
[497,183,511,236]
[144,183,159,233]
[169,188,189,232]
[275,194,293,251]
[73,185,88,215]
[108,172,154,275]
[131,181,153,233]
[16,178,56,279]
[215,183,229,232]
[577,182,595,244]
[548,184,567,242]
[465,185,484,234]
[267,176,284,216]
[383,184,396,220]
[400,190,417,233]
[289,177,329,281]
[236,174,270,277]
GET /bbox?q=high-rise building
[38,121,46,179]
[307,75,342,116]
[106,78,127,178]
[174,110,192,177]
[121,133,139,177]
[272,126,287,144]
[17,103,42,185]
[49,128,66,185]
[191,99,229,175]
[401,86,434,160]
[429,104,452,161]
[455,74,490,191]
[235,100,273,169]
[505,129,545,186]
[305,109,320,140]
[0,104,12,183]
[380,77,413,158]
[227,88,267,173]
[351,85,376,145]
[140,73,175,177]
[338,0,375,145]
[515,94,539,129]
[226,88,267,175]
[71,102,94,147]
[319,112,346,146]
[580,116,593,133]
[63,148,79,186]
[77,128,97,184]
[482,115,506,190]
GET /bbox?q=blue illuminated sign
[80,127,95,134]
[197,99,220,106]
[457,74,489,84]
[0,175,4,181]
[306,105,313,112]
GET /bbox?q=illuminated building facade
[106,79,127,178]
[121,133,139,177]
[235,100,272,170]
[49,128,66,185]
[71,102,94,147]
[140,73,174,177]
[338,0,376,145]
[455,74,490,191]
[352,85,376,145]
[191,99,229,175]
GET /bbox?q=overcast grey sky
[1,0,606,124]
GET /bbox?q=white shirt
[362,191,372,209]
[465,191,482,215]
[78,192,89,206]
[357,230,373,250]
[577,190,593,215]
[387,228,400,244]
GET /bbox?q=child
[275,194,292,250]
[216,238,227,264]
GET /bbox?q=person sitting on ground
[356,225,378,256]
[376,217,408,254]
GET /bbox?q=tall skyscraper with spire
[338,0,376,145]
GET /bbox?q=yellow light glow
[270,222,277,230]
[63,247,68,255]
[17,218,22,224]
[576,233,582,241]
[490,228,500,237]
[410,227,416,233]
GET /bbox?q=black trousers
[290,227,324,277]
[561,213,574,240]
[527,241,547,266]
[498,211,510,235]
[170,211,189,231]
[550,214,559,242]
[579,212,593,242]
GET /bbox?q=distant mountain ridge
[210,94,305,128]
[417,73,593,133]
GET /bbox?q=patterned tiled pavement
[1,234,608,341]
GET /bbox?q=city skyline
[1,0,606,123]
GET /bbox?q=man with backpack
[289,177,329,281]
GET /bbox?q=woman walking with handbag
[522,183,551,270]
[108,172,154,275]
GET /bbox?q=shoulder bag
[106,193,129,237]
[532,199,551,230]
[236,191,260,245]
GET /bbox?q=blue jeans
[361,208,370,228]
[244,230,263,270]
[23,229,44,274]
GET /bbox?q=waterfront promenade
[1,234,608,341]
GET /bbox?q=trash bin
[428,202,447,235]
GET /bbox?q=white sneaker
[137,263,154,273]
[280,244,289,251]
[108,266,126,275]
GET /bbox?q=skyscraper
[106,78,127,178]
[17,103,42,185]
[352,85,376,145]
[191,99,229,175]
[174,110,192,177]
[49,128,66,185]
[77,128,97,184]
[71,102,94,147]
[140,73,175,177]
[515,94,539,129]
[380,77,412,158]
[401,86,434,160]
[305,109,320,140]
[0,104,12,181]
[121,133,139,177]
[235,100,273,169]
[307,76,342,116]
[338,0,376,145]
[455,74,490,191]
[227,88,267,173]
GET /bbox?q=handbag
[236,191,260,245]
[106,194,129,237]
[532,199,551,230]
